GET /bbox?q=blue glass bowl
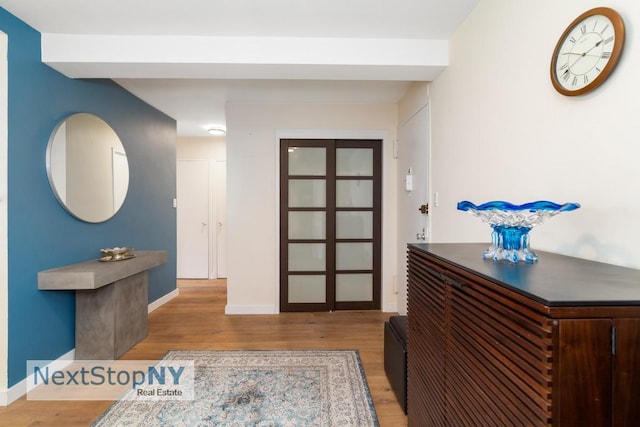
[457,201,580,263]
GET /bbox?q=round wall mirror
[46,113,130,223]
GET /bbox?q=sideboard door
[555,319,613,426]
[613,319,640,427]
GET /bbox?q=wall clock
[550,7,625,96]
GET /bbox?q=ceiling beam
[42,34,448,81]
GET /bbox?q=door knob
[416,227,426,240]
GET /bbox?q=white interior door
[213,160,227,278]
[177,159,209,278]
[397,103,430,314]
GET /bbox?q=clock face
[551,8,625,96]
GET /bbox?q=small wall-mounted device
[405,167,413,192]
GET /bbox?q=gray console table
[38,250,167,359]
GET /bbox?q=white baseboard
[148,288,179,313]
[0,348,75,406]
[226,303,397,315]
[225,304,277,315]
[382,303,399,313]
[1,290,179,406]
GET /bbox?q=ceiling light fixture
[207,127,226,136]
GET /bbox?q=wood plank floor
[0,279,408,426]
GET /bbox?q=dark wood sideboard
[407,243,640,426]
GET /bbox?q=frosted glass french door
[280,139,381,312]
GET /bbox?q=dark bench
[384,315,407,414]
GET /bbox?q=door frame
[274,129,390,313]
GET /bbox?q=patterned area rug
[93,350,379,426]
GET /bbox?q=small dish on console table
[100,247,135,262]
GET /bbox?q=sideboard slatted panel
[407,250,446,426]
[446,270,553,426]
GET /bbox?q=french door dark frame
[279,138,382,312]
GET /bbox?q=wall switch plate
[405,175,413,191]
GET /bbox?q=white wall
[225,103,399,313]
[430,0,640,268]
[177,136,226,161]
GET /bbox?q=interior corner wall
[429,0,640,268]
[1,8,177,390]
[0,29,8,397]
[225,103,398,314]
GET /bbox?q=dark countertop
[409,243,640,307]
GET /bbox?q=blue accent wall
[1,8,177,387]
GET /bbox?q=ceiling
[0,0,479,136]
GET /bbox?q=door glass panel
[289,179,326,207]
[336,274,372,302]
[288,275,326,303]
[336,148,373,176]
[288,243,326,271]
[289,211,326,239]
[288,147,326,176]
[336,180,373,208]
[336,242,372,270]
[336,211,372,239]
